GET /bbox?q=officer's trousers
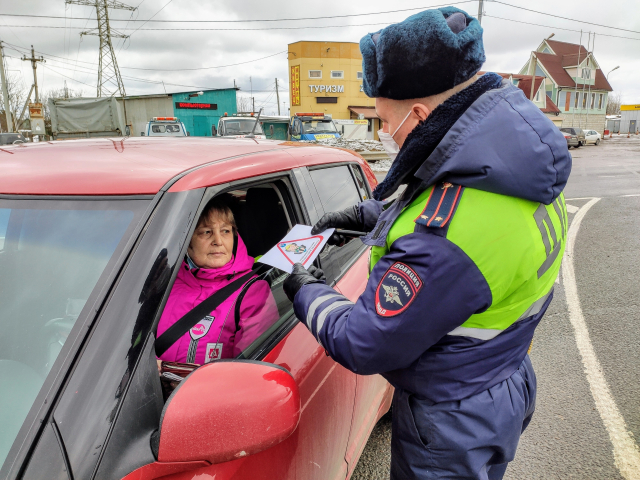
[390,355,536,480]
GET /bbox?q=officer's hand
[283,263,326,302]
[312,205,363,246]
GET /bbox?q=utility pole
[529,53,538,103]
[0,40,13,132]
[66,0,136,98]
[477,0,484,25]
[21,46,44,103]
[275,78,280,115]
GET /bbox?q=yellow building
[288,41,380,139]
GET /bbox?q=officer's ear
[411,103,431,123]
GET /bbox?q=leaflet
[259,224,334,274]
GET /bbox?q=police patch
[375,262,423,317]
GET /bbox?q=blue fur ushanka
[373,72,503,201]
[360,7,485,100]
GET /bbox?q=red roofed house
[477,72,564,127]
[518,38,613,133]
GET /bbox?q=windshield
[302,120,338,134]
[223,119,263,135]
[0,199,145,467]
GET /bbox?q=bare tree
[606,92,621,115]
[236,95,252,113]
[0,73,27,132]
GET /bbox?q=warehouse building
[118,87,238,137]
[287,41,380,140]
[619,104,640,134]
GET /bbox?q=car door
[79,172,355,480]
[168,174,357,480]
[305,163,392,471]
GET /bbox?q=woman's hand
[157,359,162,373]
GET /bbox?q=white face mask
[378,110,413,161]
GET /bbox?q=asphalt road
[353,135,640,479]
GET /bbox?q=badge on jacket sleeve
[375,263,423,317]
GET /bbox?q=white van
[143,117,188,137]
[216,114,266,139]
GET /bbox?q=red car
[0,137,392,480]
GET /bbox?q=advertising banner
[291,65,301,107]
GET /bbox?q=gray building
[619,105,640,134]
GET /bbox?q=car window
[165,124,180,133]
[155,179,300,367]
[309,165,367,282]
[0,199,144,468]
[151,125,166,133]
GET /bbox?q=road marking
[566,197,596,201]
[622,194,640,197]
[566,204,579,214]
[562,198,640,479]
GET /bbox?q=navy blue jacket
[294,80,571,403]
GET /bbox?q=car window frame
[0,194,155,480]
[305,162,371,284]
[149,171,309,364]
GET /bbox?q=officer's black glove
[283,263,326,302]
[312,205,363,246]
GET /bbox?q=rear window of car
[309,165,362,212]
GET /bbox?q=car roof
[0,136,366,196]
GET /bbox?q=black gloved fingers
[327,232,347,246]
[307,265,326,281]
[283,263,325,302]
[311,205,362,235]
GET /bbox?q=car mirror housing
[156,360,300,466]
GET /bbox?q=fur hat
[360,7,485,100]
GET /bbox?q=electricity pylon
[66,0,136,97]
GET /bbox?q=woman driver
[156,194,278,365]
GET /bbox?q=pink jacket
[157,234,278,364]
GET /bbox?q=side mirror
[187,132,191,136]
[141,132,145,136]
[211,125,217,136]
[270,124,274,137]
[155,361,300,465]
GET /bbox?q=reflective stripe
[306,294,342,328]
[552,198,566,239]
[447,326,503,340]
[316,301,353,334]
[517,289,553,321]
[538,241,562,278]
[449,289,553,340]
[533,204,552,255]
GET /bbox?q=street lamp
[606,66,620,80]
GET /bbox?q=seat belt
[155,268,255,357]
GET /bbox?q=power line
[5,42,288,72]
[484,15,640,42]
[493,1,640,35]
[0,21,401,31]
[0,3,473,24]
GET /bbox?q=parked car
[560,127,586,147]
[583,129,602,145]
[560,130,579,149]
[0,132,26,145]
[0,137,392,480]
[143,117,188,137]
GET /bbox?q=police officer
[283,6,571,479]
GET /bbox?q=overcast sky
[1,0,638,115]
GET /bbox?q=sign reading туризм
[308,85,345,93]
[175,102,218,110]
